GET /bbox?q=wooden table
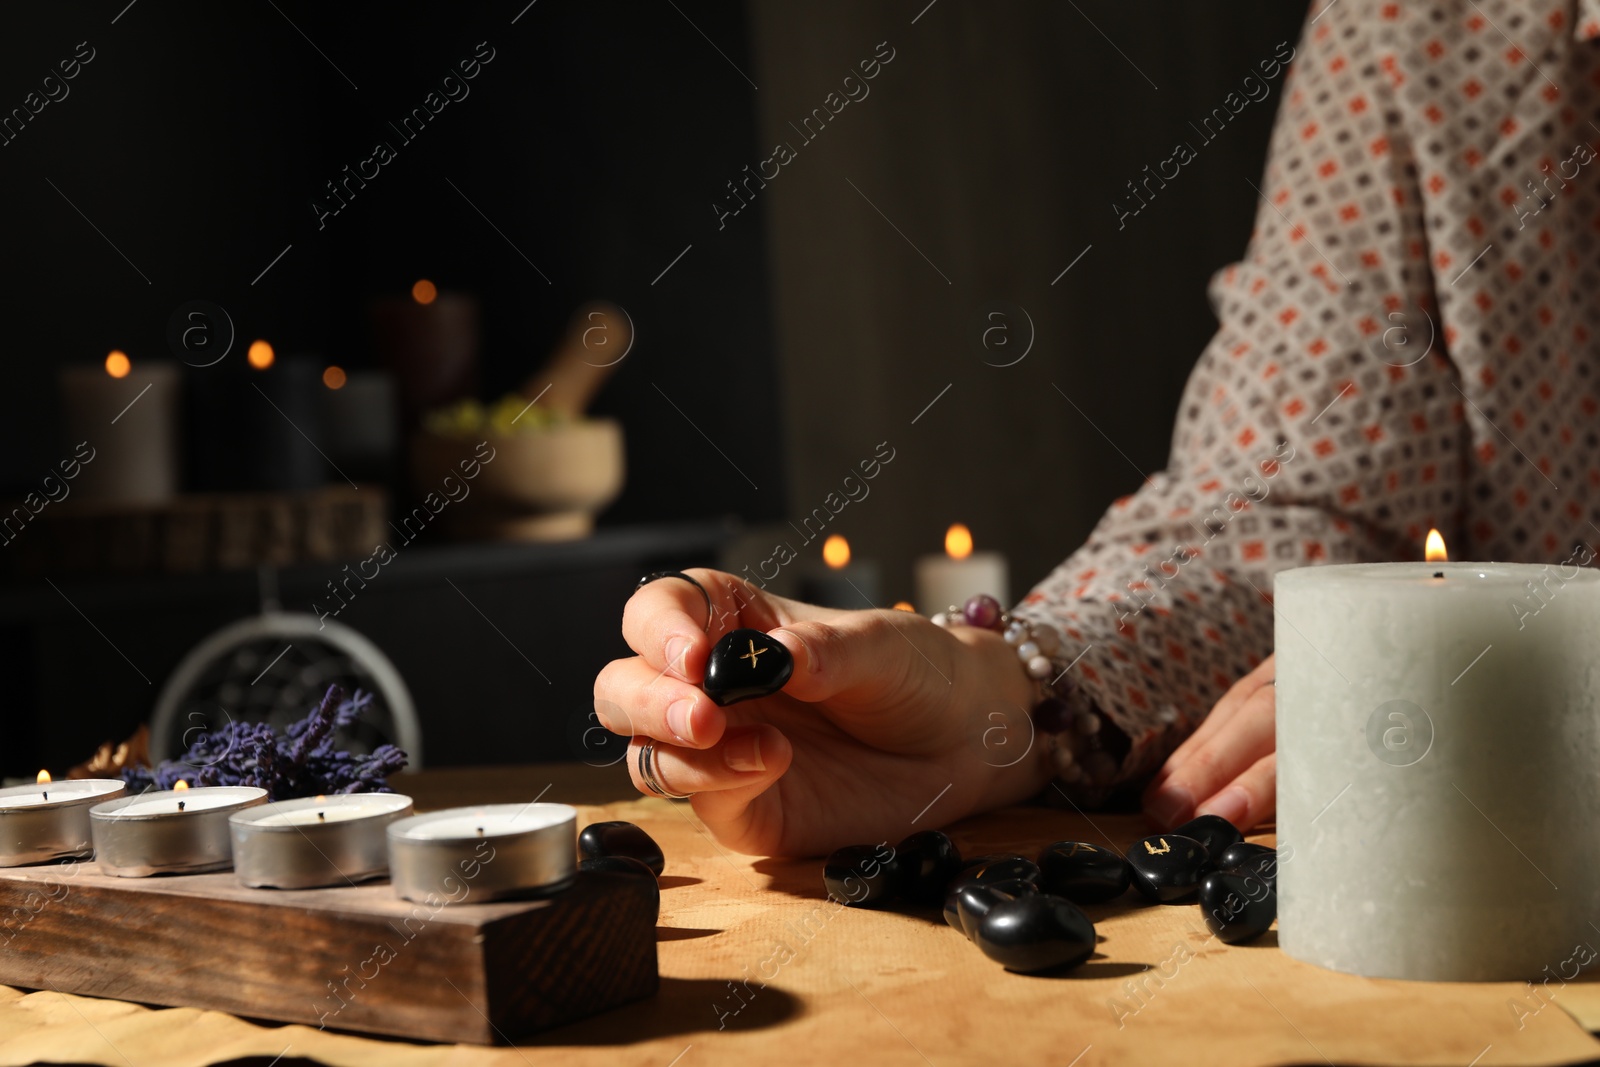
[3,762,1600,1067]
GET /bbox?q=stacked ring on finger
[933,595,1130,804]
[636,570,714,633]
[636,740,692,800]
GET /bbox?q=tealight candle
[230,793,415,889]
[387,802,576,905]
[89,786,267,877]
[0,777,126,867]
[1276,537,1600,980]
[914,523,1009,614]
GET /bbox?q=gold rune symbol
[740,639,768,669]
[1144,838,1171,856]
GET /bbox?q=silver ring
[636,570,713,633]
[637,740,692,800]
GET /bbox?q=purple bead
[1032,696,1073,733]
[964,594,1002,629]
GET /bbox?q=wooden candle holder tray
[0,861,657,1045]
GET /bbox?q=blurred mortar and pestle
[409,302,630,542]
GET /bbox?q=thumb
[769,612,936,704]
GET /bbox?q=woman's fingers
[1147,654,1275,790]
[1194,751,1276,833]
[620,569,795,681]
[619,568,722,682]
[772,610,945,707]
[1143,681,1276,829]
[593,655,726,749]
[627,725,792,800]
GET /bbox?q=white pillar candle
[1275,559,1600,980]
[914,524,1009,614]
[0,779,125,867]
[59,359,180,505]
[386,802,576,904]
[89,786,267,877]
[230,793,414,890]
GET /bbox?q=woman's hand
[593,570,1052,857]
[1141,655,1276,832]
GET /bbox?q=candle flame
[945,524,974,561]
[412,279,438,305]
[892,601,915,612]
[36,770,51,784]
[822,534,851,570]
[173,780,190,792]
[247,340,275,370]
[1425,528,1448,563]
[322,365,347,390]
[104,351,131,379]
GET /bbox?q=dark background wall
[741,0,1312,600]
[0,0,782,525]
[0,1,1309,772]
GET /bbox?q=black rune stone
[1171,814,1243,865]
[823,843,903,906]
[954,854,1041,887]
[703,628,794,706]
[948,878,1038,939]
[1199,869,1277,943]
[578,821,665,875]
[1217,842,1281,889]
[972,893,1097,973]
[1036,841,1131,904]
[1126,834,1208,903]
[896,830,963,904]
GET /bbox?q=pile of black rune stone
[822,814,1280,973]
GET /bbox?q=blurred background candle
[187,339,326,492]
[799,535,881,609]
[59,352,180,505]
[368,279,481,429]
[914,523,1009,613]
[318,365,399,484]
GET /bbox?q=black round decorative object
[823,843,902,906]
[579,821,665,876]
[896,830,963,904]
[972,893,1097,973]
[1036,841,1131,904]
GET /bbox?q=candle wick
[476,826,484,836]
[1433,571,1444,579]
[178,800,186,812]
[41,791,47,802]
[318,811,326,821]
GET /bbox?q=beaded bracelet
[932,594,1129,801]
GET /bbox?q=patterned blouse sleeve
[1011,0,1472,794]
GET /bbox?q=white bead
[1017,640,1040,661]
[1033,626,1061,656]
[1055,743,1075,766]
[1004,622,1028,646]
[931,612,951,628]
[1026,655,1053,679]
[1073,713,1101,736]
